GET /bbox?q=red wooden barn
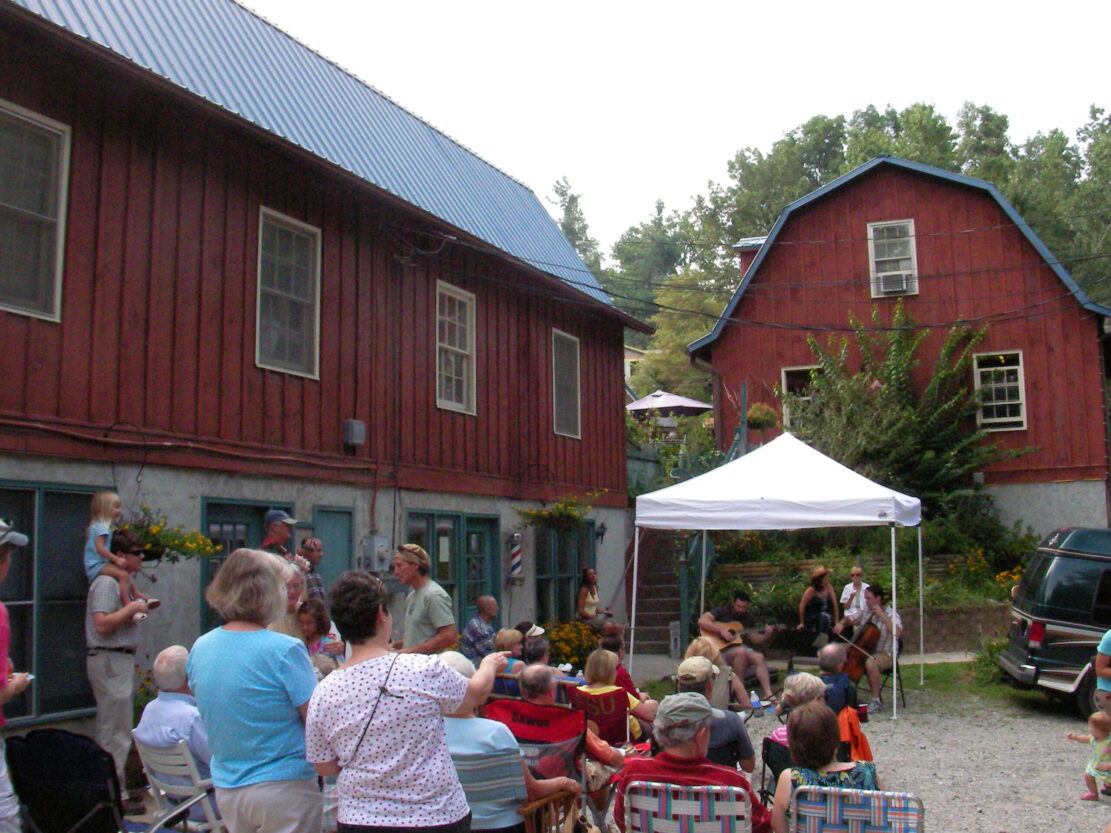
[690,156,1111,535]
[0,0,646,724]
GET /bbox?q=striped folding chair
[788,785,924,833]
[451,748,528,824]
[623,780,753,833]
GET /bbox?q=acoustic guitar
[698,621,785,653]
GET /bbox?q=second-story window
[867,219,918,297]
[0,99,70,321]
[256,208,320,378]
[437,281,475,413]
[552,329,580,438]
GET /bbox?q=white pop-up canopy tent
[631,432,923,717]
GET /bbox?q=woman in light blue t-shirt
[1097,628,1111,716]
[187,549,319,833]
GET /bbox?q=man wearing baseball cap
[0,521,32,831]
[612,692,770,833]
[391,543,457,653]
[259,508,297,559]
[676,656,755,772]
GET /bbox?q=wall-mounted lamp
[595,522,607,542]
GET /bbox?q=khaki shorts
[869,652,894,673]
[1096,688,1111,716]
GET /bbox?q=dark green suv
[999,527,1111,714]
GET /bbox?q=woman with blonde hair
[684,637,752,711]
[768,672,827,747]
[576,649,655,741]
[187,549,320,833]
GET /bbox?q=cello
[841,618,880,683]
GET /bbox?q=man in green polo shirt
[391,543,457,654]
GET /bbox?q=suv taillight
[1027,620,1045,649]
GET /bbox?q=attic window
[867,220,918,298]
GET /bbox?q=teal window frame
[534,522,595,625]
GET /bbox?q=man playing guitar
[697,592,778,707]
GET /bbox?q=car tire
[1077,672,1098,717]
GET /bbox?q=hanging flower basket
[120,505,220,563]
[517,491,602,531]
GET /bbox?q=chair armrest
[144,789,214,833]
[517,788,576,817]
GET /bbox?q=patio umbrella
[625,390,712,417]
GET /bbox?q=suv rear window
[1024,552,1111,621]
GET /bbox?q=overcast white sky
[245,0,1110,256]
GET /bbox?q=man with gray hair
[818,643,857,714]
[612,693,770,833]
[134,645,217,820]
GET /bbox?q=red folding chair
[484,699,587,781]
[567,686,631,745]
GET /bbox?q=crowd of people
[6,496,1103,831]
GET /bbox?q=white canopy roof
[635,432,921,530]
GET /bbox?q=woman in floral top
[770,701,884,832]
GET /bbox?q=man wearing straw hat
[391,543,457,654]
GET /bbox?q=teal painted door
[312,508,353,595]
[461,519,497,624]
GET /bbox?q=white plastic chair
[132,736,224,832]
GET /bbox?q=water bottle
[749,690,761,710]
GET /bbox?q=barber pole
[508,538,523,583]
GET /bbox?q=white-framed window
[256,208,320,378]
[867,219,918,298]
[974,351,1026,431]
[780,365,820,427]
[0,99,70,321]
[552,329,581,438]
[436,281,476,414]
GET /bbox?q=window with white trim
[974,351,1026,431]
[552,329,580,438]
[256,208,320,377]
[436,281,476,413]
[0,99,70,321]
[867,219,918,297]
[780,365,820,427]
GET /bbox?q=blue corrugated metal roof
[690,155,1111,357]
[5,0,616,309]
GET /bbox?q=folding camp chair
[450,746,576,833]
[6,729,126,833]
[567,686,630,745]
[788,785,924,833]
[757,736,793,806]
[133,735,224,832]
[623,780,753,833]
[490,673,522,699]
[484,699,608,829]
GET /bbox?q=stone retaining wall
[894,601,1011,654]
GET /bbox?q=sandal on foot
[145,598,161,610]
[1080,792,1098,801]
[131,612,148,623]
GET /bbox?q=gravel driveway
[748,683,1108,832]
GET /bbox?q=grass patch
[902,661,1052,711]
[643,678,674,702]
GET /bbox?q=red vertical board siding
[58,93,100,423]
[219,137,249,442]
[145,110,180,433]
[171,121,204,438]
[196,129,228,439]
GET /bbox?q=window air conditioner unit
[877,272,912,294]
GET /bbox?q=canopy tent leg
[890,524,898,720]
[629,527,642,674]
[918,524,924,686]
[699,530,708,617]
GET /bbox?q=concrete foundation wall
[0,453,628,675]
[986,480,1109,539]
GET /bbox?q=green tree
[843,103,958,171]
[629,266,732,400]
[956,102,1015,185]
[1071,106,1111,300]
[781,304,1030,517]
[608,201,687,346]
[551,177,601,273]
